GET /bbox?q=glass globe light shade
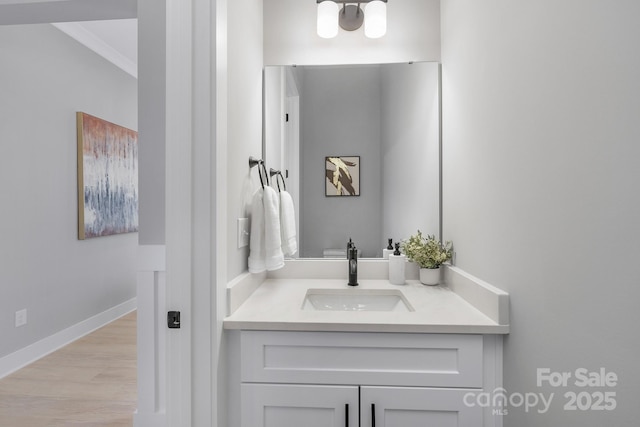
[364,0,386,39]
[317,1,339,39]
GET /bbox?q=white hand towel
[263,186,285,271]
[248,188,266,273]
[279,190,297,256]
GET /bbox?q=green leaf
[400,230,452,269]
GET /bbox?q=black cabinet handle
[345,403,349,427]
[371,403,375,427]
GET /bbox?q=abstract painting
[325,156,360,196]
[77,112,138,239]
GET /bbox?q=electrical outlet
[237,218,249,248]
[15,309,27,327]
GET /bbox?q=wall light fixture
[317,0,388,39]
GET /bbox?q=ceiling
[0,0,136,25]
[53,18,137,78]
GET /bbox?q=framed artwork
[325,156,360,196]
[76,112,138,239]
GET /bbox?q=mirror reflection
[264,62,440,259]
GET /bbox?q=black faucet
[347,242,359,287]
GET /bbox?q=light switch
[237,218,249,248]
[15,309,27,327]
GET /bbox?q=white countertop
[223,276,509,334]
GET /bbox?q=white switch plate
[237,218,249,248]
[15,309,27,327]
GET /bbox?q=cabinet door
[361,386,483,427]
[242,383,359,427]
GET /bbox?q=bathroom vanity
[224,260,509,427]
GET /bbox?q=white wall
[264,0,440,66]
[0,23,137,359]
[441,0,640,424]
[226,0,264,280]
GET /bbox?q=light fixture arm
[317,0,388,38]
[317,0,387,4]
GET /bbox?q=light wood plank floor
[0,311,137,427]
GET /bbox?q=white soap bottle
[382,238,394,259]
[388,243,406,285]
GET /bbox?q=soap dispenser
[383,238,394,259]
[347,238,354,259]
[388,243,406,285]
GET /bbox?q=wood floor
[0,311,137,427]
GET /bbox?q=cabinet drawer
[240,331,483,388]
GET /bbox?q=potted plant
[401,231,453,285]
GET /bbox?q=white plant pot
[419,267,441,286]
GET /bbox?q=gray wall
[138,0,165,245]
[442,0,640,425]
[297,63,441,257]
[381,62,440,243]
[0,0,135,25]
[0,23,138,358]
[300,66,383,258]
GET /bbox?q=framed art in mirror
[325,156,360,196]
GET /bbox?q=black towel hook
[249,156,268,189]
[260,162,269,189]
[277,172,286,192]
[248,156,261,169]
[269,168,286,192]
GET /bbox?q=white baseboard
[0,297,137,379]
[133,410,167,427]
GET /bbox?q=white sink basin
[302,289,414,312]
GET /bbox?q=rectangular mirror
[264,62,441,259]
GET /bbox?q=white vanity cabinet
[233,330,503,427]
[242,384,358,427]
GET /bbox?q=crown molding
[52,22,137,79]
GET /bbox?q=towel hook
[269,168,286,192]
[249,156,262,169]
[249,156,268,188]
[277,172,286,192]
[260,162,269,189]
[269,168,280,191]
[249,156,261,169]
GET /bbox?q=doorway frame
[0,1,211,426]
